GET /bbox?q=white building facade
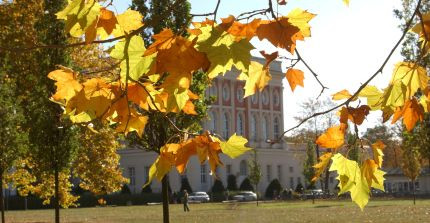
[118,58,320,194]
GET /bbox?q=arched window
[262,89,269,105]
[210,84,217,97]
[274,117,280,139]
[262,116,268,140]
[209,112,217,133]
[273,90,280,106]
[222,85,230,101]
[236,113,244,136]
[251,115,257,141]
[222,112,230,139]
[240,160,247,176]
[237,88,244,102]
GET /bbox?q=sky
[114,0,405,134]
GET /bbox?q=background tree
[248,149,261,206]
[302,141,316,190]
[402,132,423,205]
[0,71,27,223]
[227,175,238,191]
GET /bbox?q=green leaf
[110,35,156,82]
[194,26,253,79]
[217,134,251,159]
[56,0,101,36]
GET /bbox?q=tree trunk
[412,179,416,205]
[256,184,259,206]
[162,176,170,223]
[0,170,5,223]
[54,168,60,223]
[315,144,325,192]
[324,167,330,197]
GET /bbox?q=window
[237,88,244,102]
[297,177,302,185]
[290,177,294,189]
[210,84,217,97]
[262,89,269,105]
[209,112,217,133]
[329,177,334,184]
[289,166,294,173]
[251,94,258,104]
[128,167,135,186]
[240,160,248,176]
[277,165,282,181]
[274,117,280,139]
[222,84,230,100]
[144,166,150,184]
[222,113,230,139]
[236,113,244,136]
[226,164,232,175]
[262,116,268,140]
[273,90,280,106]
[267,165,272,182]
[251,115,258,141]
[201,164,207,184]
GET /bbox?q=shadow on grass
[313,204,344,208]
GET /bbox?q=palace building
[118,57,316,194]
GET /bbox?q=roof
[384,167,430,176]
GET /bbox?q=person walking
[183,190,190,212]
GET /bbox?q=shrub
[121,184,131,194]
[265,179,282,199]
[212,179,225,193]
[179,177,193,193]
[295,183,304,194]
[239,178,254,191]
[227,174,238,191]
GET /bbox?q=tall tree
[302,141,316,190]
[401,132,422,205]
[248,150,261,206]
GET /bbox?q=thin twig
[272,0,423,143]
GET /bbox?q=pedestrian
[183,189,190,212]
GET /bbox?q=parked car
[232,191,257,201]
[304,189,324,199]
[188,192,210,203]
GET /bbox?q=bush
[212,179,225,193]
[227,174,238,191]
[239,178,254,191]
[295,183,304,194]
[265,179,282,199]
[141,184,152,194]
[121,184,131,194]
[179,177,193,193]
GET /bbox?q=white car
[188,192,210,203]
[233,191,257,201]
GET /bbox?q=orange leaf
[312,152,333,181]
[260,50,278,69]
[182,101,197,115]
[316,124,347,150]
[285,68,304,92]
[256,17,300,54]
[348,105,370,125]
[97,8,118,35]
[48,68,83,101]
[222,17,262,41]
[361,159,379,188]
[391,98,424,131]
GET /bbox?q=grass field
[7,199,430,223]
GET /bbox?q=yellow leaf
[144,144,180,187]
[371,140,385,168]
[285,68,304,92]
[243,61,271,97]
[112,9,144,37]
[343,0,350,6]
[115,113,148,137]
[312,152,333,182]
[391,62,428,99]
[216,134,252,159]
[358,85,382,110]
[332,89,353,101]
[287,8,316,38]
[316,124,346,150]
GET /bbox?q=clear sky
[113,0,404,134]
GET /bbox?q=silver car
[233,191,257,201]
[188,192,210,203]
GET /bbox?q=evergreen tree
[211,179,225,193]
[180,177,193,193]
[239,178,254,191]
[227,175,238,191]
[265,179,282,199]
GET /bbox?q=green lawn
[7,199,430,223]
